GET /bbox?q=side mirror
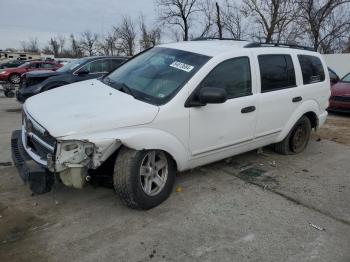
[198,87,228,105]
[330,76,339,84]
[76,69,89,76]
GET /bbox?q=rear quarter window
[258,54,296,92]
[298,55,325,84]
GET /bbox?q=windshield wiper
[102,77,139,100]
[117,82,138,99]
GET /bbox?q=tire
[113,147,176,209]
[274,116,311,155]
[9,73,21,85]
[28,171,55,195]
[6,90,15,98]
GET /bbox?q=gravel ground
[0,95,349,262]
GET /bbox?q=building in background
[323,54,350,78]
[0,50,54,63]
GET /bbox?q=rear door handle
[292,96,302,103]
[241,106,256,114]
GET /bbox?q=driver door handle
[241,106,256,114]
[292,96,302,103]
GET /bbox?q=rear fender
[276,100,320,142]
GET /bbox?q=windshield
[341,73,350,82]
[103,47,210,105]
[57,58,88,73]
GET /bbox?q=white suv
[12,40,330,209]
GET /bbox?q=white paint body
[23,41,330,172]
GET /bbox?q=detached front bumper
[11,130,54,193]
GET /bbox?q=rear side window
[258,55,296,92]
[200,57,252,98]
[298,55,325,84]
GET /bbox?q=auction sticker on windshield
[170,61,194,72]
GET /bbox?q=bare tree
[296,0,350,52]
[198,0,215,38]
[49,38,60,57]
[344,37,350,53]
[198,0,225,39]
[114,16,137,56]
[70,34,83,58]
[98,32,119,55]
[157,0,200,41]
[20,38,39,53]
[222,0,247,40]
[57,35,66,54]
[80,30,99,56]
[216,2,223,39]
[139,14,161,50]
[242,0,296,43]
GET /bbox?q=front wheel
[274,116,311,155]
[113,148,176,209]
[9,73,21,84]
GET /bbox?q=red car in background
[329,72,350,113]
[0,61,62,84]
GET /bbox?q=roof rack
[192,37,248,42]
[244,42,315,51]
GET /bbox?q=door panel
[254,54,300,138]
[189,56,257,156]
[190,96,256,156]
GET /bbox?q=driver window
[79,60,109,74]
[200,57,252,98]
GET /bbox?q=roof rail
[192,37,248,42]
[244,42,315,51]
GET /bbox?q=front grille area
[330,96,350,102]
[23,110,56,163]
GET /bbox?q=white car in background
[12,40,330,209]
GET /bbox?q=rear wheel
[113,148,176,209]
[5,90,15,98]
[9,73,21,84]
[274,116,311,155]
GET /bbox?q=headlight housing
[53,140,95,172]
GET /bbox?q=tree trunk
[216,2,223,39]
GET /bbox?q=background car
[329,72,350,112]
[16,56,127,103]
[0,60,62,84]
[0,59,26,70]
[328,67,340,86]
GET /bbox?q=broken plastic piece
[309,222,325,231]
[175,186,182,193]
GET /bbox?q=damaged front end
[12,107,121,192]
[50,139,121,188]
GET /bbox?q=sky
[0,0,157,49]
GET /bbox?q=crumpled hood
[24,79,159,137]
[331,81,350,96]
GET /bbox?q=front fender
[62,128,190,171]
[276,100,321,142]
